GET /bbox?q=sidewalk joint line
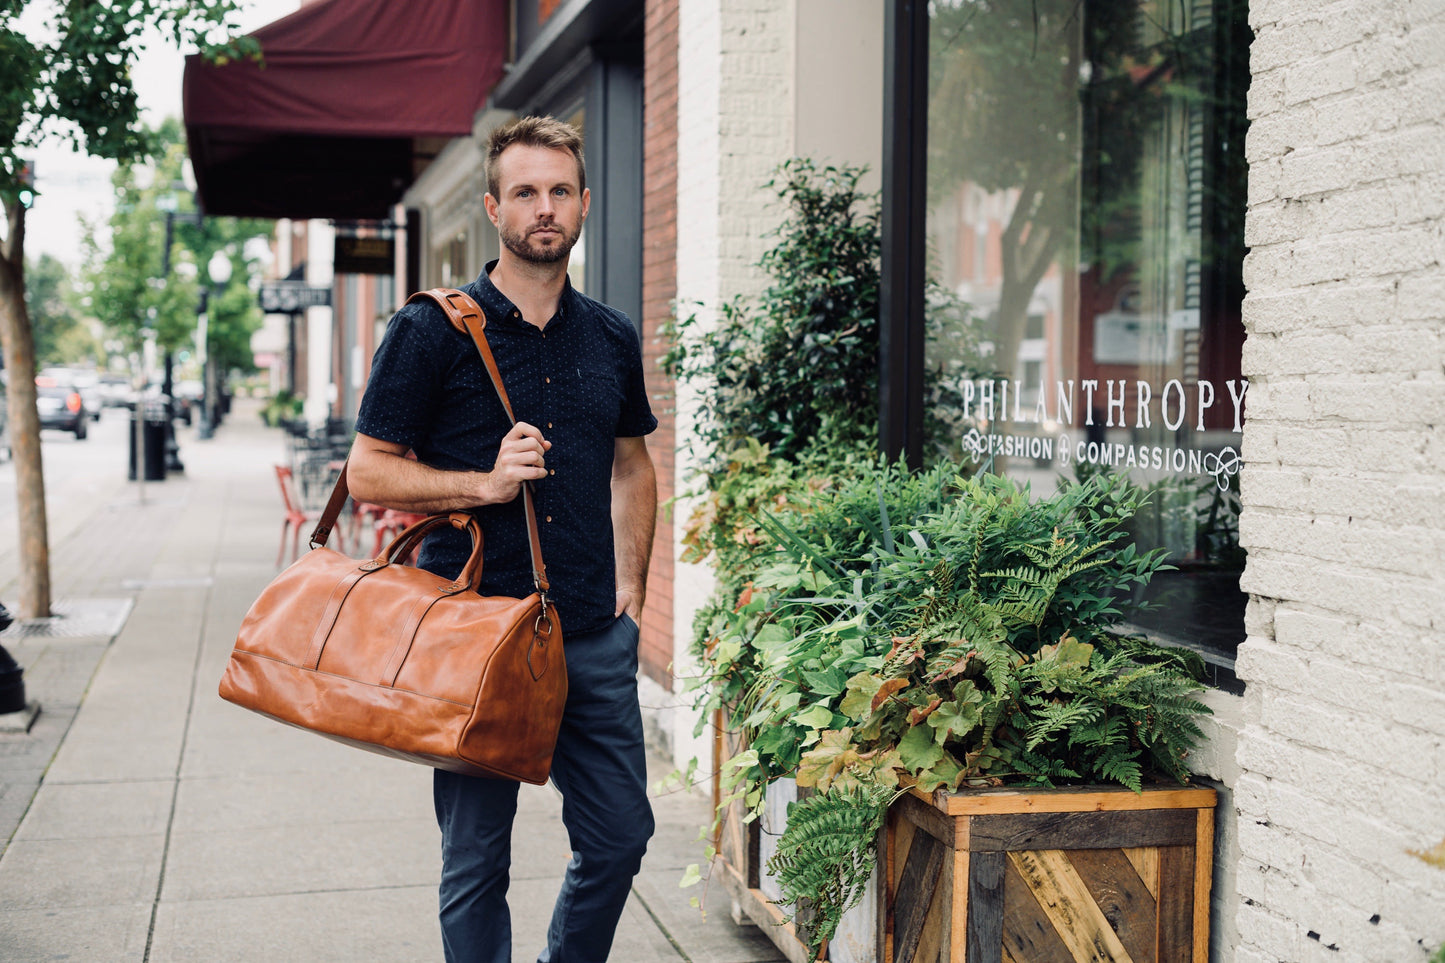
[143,498,220,963]
[631,884,694,962]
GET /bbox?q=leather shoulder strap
[406,288,550,595]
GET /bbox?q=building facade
[188,1,1445,959]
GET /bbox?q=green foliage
[765,786,892,949]
[663,160,884,471]
[79,119,268,370]
[24,253,85,364]
[260,389,303,427]
[696,463,1208,796]
[662,158,990,478]
[0,1,257,204]
[697,464,1211,955]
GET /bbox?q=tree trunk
[0,198,52,619]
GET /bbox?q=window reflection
[925,0,1250,664]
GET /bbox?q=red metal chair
[275,465,321,566]
[356,502,427,561]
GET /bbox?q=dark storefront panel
[494,0,646,333]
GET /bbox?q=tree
[81,118,269,405]
[25,252,85,365]
[0,2,255,618]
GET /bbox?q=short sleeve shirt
[354,262,657,635]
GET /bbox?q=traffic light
[17,159,34,209]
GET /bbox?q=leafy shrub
[663,160,885,473]
[694,463,1211,951]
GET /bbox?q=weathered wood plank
[713,858,815,963]
[1008,849,1133,963]
[1193,810,1214,963]
[932,786,1216,816]
[1156,846,1194,963]
[1002,853,1080,963]
[951,848,968,963]
[965,851,1006,963]
[882,822,896,963]
[915,844,951,963]
[715,716,755,883]
[893,815,918,897]
[894,828,947,963]
[970,810,1196,852]
[1122,848,1159,900]
[899,787,957,845]
[1069,849,1157,963]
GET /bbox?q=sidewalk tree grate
[0,598,133,640]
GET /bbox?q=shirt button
[546,515,553,523]
[547,422,553,429]
[545,377,551,384]
[549,469,556,476]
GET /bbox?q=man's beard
[500,220,581,264]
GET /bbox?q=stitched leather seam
[231,650,477,708]
[302,568,374,670]
[380,590,447,686]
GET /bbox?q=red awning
[183,0,505,220]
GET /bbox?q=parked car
[70,373,103,422]
[36,368,102,422]
[97,374,132,408]
[34,376,88,439]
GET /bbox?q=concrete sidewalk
[0,400,782,962]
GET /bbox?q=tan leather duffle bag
[219,289,566,784]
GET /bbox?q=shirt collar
[472,259,576,332]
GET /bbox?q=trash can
[128,402,168,481]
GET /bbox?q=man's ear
[484,192,500,227]
[580,187,590,221]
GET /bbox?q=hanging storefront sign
[259,281,332,314]
[334,235,395,275]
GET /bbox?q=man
[346,116,658,963]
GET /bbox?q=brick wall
[716,0,796,300]
[1234,2,1445,960]
[645,0,797,765]
[639,0,679,688]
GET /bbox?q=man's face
[486,144,589,265]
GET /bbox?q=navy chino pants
[433,613,655,963]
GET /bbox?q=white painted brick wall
[665,0,724,775]
[667,0,798,774]
[1236,1,1445,961]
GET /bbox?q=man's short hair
[485,116,586,199]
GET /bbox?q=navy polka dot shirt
[354,261,657,635]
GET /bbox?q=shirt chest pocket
[555,358,623,433]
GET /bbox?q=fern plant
[765,786,893,954]
[696,465,1213,957]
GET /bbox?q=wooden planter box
[886,784,1218,963]
[714,764,1216,963]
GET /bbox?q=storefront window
[924,0,1250,680]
